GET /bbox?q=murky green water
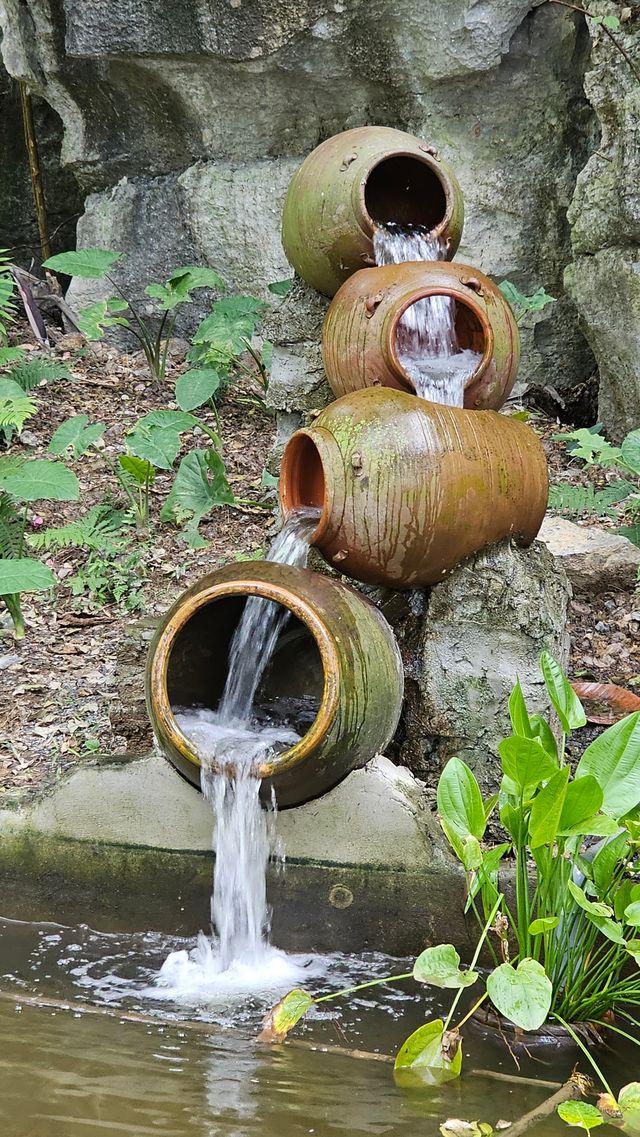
[0,917,636,1137]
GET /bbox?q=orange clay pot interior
[363,155,448,231]
[391,294,489,385]
[282,433,326,522]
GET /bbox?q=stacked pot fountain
[148,126,566,805]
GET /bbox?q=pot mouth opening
[152,580,341,780]
[363,153,449,236]
[389,292,493,396]
[279,431,330,545]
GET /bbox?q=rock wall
[0,0,597,416]
[565,4,640,441]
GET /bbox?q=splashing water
[161,508,320,990]
[373,221,481,406]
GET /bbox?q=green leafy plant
[498,281,556,325]
[69,546,147,611]
[551,426,640,546]
[0,455,79,636]
[177,295,269,411]
[43,248,225,382]
[0,250,16,344]
[438,652,640,1033]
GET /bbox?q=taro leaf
[118,454,156,486]
[0,378,29,400]
[268,278,294,297]
[436,758,486,862]
[509,679,532,737]
[394,1019,462,1085]
[192,296,266,363]
[137,410,198,432]
[0,459,79,502]
[126,425,183,471]
[624,901,640,928]
[621,430,640,475]
[257,989,313,1042]
[9,360,72,391]
[557,1102,604,1131]
[528,766,570,848]
[48,415,105,458]
[43,248,122,278]
[0,557,55,594]
[528,916,560,936]
[498,735,557,790]
[486,959,552,1031]
[558,775,603,835]
[175,368,222,411]
[618,1084,640,1136]
[413,944,478,990]
[160,448,234,538]
[576,712,640,817]
[76,298,129,340]
[540,651,587,733]
[145,266,224,310]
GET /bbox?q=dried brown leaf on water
[256,988,314,1042]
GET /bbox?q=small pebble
[604,599,616,611]
[595,621,609,633]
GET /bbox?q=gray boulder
[538,515,640,593]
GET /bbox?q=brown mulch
[0,338,638,795]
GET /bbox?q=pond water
[0,917,637,1137]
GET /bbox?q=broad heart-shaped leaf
[528,766,570,848]
[0,557,55,595]
[509,680,533,737]
[0,378,27,400]
[48,415,105,458]
[436,757,486,860]
[558,775,603,835]
[499,735,557,791]
[577,713,640,818]
[43,248,122,278]
[618,1084,640,1135]
[528,916,560,935]
[145,266,224,310]
[540,651,587,733]
[486,959,552,1031]
[557,1101,604,1131]
[413,945,478,990]
[192,296,266,361]
[137,410,198,432]
[175,368,222,411]
[257,989,313,1042]
[76,298,129,340]
[160,448,234,532]
[394,1019,462,1085]
[621,429,640,475]
[118,454,155,486]
[0,459,79,502]
[126,426,182,470]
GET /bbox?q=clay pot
[322,262,520,411]
[146,561,403,808]
[281,126,464,296]
[279,388,548,589]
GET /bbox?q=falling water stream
[165,508,320,985]
[373,222,481,406]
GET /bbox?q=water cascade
[166,509,319,974]
[373,222,481,406]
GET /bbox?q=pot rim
[149,577,341,779]
[385,285,494,395]
[279,426,338,549]
[357,147,455,242]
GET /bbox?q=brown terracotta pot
[281,126,464,296]
[322,262,520,411]
[146,561,403,808]
[279,388,548,589]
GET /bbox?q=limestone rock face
[388,540,571,794]
[565,6,640,439]
[538,515,640,593]
[0,0,597,412]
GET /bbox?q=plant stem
[548,0,640,85]
[444,894,503,1032]
[454,991,489,1031]
[313,972,414,1004]
[501,1076,587,1137]
[552,1014,613,1096]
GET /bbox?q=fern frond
[30,505,132,553]
[0,492,23,558]
[0,396,37,432]
[0,251,16,344]
[8,360,71,391]
[548,479,635,519]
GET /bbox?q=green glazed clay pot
[147,561,403,808]
[280,388,548,589]
[322,261,520,411]
[282,126,464,296]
